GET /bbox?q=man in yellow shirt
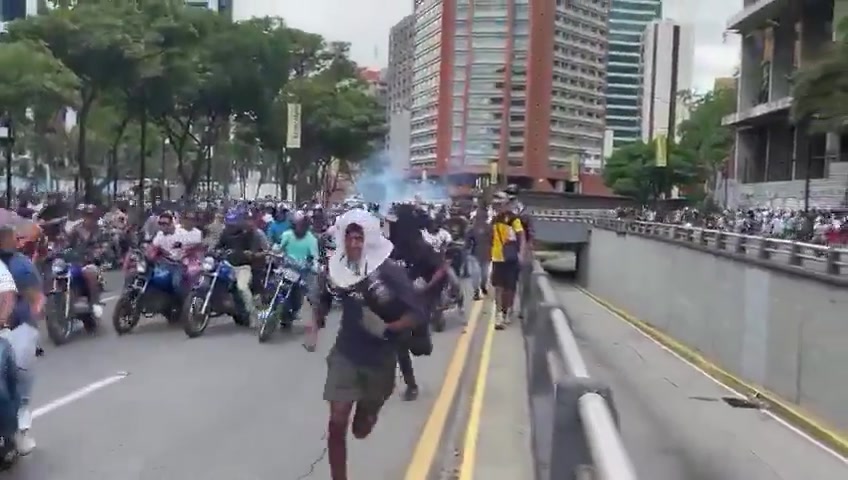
[489,192,525,329]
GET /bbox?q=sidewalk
[462,309,535,480]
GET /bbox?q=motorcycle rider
[266,207,291,245]
[149,211,201,297]
[65,204,105,318]
[215,210,264,326]
[277,211,319,318]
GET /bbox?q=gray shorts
[323,349,396,413]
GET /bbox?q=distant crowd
[615,207,848,246]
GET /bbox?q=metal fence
[518,259,637,480]
[593,218,848,276]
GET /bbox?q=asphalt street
[9,272,468,480]
[552,281,848,480]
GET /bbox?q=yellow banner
[489,159,498,183]
[286,103,301,149]
[655,133,668,167]
[568,154,580,182]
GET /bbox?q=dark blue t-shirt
[325,261,426,366]
[3,253,41,328]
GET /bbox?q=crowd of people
[616,206,848,246]
[0,186,533,478]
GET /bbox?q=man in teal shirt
[277,213,319,317]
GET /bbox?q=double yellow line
[404,301,497,480]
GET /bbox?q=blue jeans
[156,262,184,296]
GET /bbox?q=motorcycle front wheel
[257,307,279,343]
[112,294,141,335]
[182,294,210,338]
[45,294,73,345]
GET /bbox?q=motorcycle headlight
[136,260,147,273]
[271,244,283,254]
[51,259,68,274]
[281,268,300,283]
[202,256,216,272]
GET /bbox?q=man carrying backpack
[489,191,526,330]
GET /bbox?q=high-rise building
[639,19,693,143]
[387,14,416,113]
[409,0,609,190]
[387,14,416,169]
[606,0,661,148]
[723,0,848,209]
[0,0,36,31]
[185,0,232,17]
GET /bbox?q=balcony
[726,0,790,32]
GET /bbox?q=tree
[8,0,152,201]
[791,43,848,132]
[603,140,697,204]
[677,87,736,196]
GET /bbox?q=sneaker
[494,311,507,330]
[473,290,481,301]
[403,385,419,401]
[15,430,35,456]
[91,304,104,319]
[481,287,489,296]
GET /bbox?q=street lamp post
[0,115,14,207]
[161,138,169,201]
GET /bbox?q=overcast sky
[234,0,739,92]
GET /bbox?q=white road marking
[32,372,129,419]
[101,294,119,303]
[579,290,848,465]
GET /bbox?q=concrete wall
[581,228,848,434]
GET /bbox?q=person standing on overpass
[490,191,525,329]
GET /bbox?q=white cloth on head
[328,208,394,288]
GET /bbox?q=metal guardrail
[518,259,637,480]
[593,218,848,276]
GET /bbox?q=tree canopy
[602,139,697,204]
[791,19,848,132]
[604,87,736,205]
[0,0,385,202]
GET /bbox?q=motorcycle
[257,254,312,343]
[181,250,251,338]
[112,249,184,334]
[44,251,101,345]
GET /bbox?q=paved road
[10,272,468,480]
[552,281,848,479]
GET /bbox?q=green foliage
[1,0,386,201]
[791,40,848,132]
[602,140,697,204]
[677,87,736,190]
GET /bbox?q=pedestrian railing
[518,259,637,480]
[593,218,848,276]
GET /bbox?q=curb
[576,286,848,459]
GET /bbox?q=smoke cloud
[350,151,449,212]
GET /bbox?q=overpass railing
[593,218,848,276]
[519,259,637,480]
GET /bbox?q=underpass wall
[581,228,848,435]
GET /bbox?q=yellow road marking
[576,285,848,459]
[458,307,496,480]
[404,300,485,480]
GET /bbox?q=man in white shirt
[151,212,202,294]
[151,212,201,261]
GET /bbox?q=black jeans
[396,343,417,388]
